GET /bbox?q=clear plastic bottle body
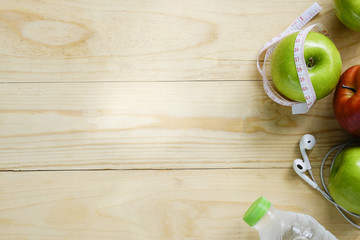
[253,206,338,240]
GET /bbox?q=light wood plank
[0,0,359,82]
[0,169,358,240]
[0,81,350,170]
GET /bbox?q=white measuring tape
[257,2,328,114]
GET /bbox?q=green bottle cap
[243,196,271,227]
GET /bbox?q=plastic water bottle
[243,197,338,240]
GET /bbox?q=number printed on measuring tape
[256,2,326,114]
[293,24,319,111]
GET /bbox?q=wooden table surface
[1,0,360,239]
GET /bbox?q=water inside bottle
[281,227,310,240]
[280,235,308,240]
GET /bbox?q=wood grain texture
[0,81,351,170]
[0,169,358,240]
[0,0,359,82]
[0,0,359,238]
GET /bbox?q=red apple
[333,66,360,137]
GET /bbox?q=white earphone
[293,159,318,189]
[293,134,318,189]
[299,134,315,170]
[293,134,360,229]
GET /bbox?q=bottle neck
[253,206,277,230]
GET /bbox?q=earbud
[299,134,316,170]
[293,159,318,189]
[293,159,307,173]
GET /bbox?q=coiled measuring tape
[257,2,329,114]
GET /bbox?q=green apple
[328,144,360,214]
[271,32,342,102]
[334,0,360,32]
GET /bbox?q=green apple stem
[342,85,356,93]
[307,57,315,68]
